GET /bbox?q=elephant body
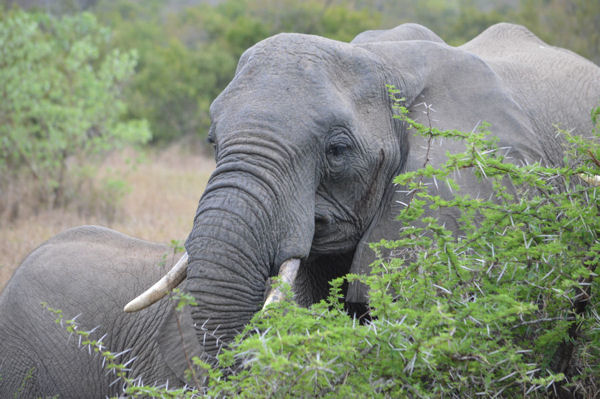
[0,226,200,398]
[1,23,599,397]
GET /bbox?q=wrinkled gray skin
[0,226,203,397]
[1,23,599,397]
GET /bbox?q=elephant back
[461,23,600,143]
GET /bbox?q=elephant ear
[157,294,205,384]
[346,39,545,304]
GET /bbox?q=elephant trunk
[184,160,314,353]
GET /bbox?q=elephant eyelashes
[326,132,353,160]
[327,142,350,157]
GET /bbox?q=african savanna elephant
[1,23,600,397]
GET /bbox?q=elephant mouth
[125,215,359,314]
[312,216,360,255]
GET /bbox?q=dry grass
[0,139,215,291]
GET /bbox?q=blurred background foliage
[0,0,598,216]
[0,7,151,219]
[2,0,598,145]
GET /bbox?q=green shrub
[0,9,150,214]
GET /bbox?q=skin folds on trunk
[186,209,269,352]
[183,114,318,353]
[184,159,311,354]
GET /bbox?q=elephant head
[182,34,410,350]
[127,24,600,357]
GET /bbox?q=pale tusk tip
[122,252,189,313]
[262,258,301,309]
[123,301,140,313]
[579,173,600,186]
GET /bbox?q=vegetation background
[0,0,599,397]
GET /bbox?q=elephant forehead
[243,33,353,68]
[210,83,351,141]
[234,33,384,97]
[211,42,386,133]
[211,77,353,137]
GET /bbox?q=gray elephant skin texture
[1,23,600,397]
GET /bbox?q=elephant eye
[327,142,350,157]
[326,132,352,159]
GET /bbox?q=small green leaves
[0,10,150,210]
[171,288,198,312]
[169,239,185,254]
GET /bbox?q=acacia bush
[0,9,150,219]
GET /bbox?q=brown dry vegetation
[0,140,215,292]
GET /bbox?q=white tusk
[262,258,301,309]
[124,252,189,313]
[579,173,600,186]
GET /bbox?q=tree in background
[0,9,150,217]
[3,0,598,143]
[92,0,381,143]
[516,0,599,65]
